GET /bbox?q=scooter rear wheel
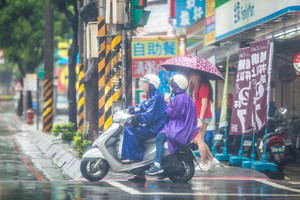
[80,158,109,181]
[167,154,195,183]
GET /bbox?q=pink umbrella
[161,55,224,80]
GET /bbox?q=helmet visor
[167,77,174,86]
[139,77,149,86]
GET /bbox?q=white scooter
[80,110,196,183]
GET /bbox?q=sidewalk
[16,115,83,180]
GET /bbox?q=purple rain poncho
[159,88,199,154]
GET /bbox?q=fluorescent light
[274,32,284,37]
[285,28,296,33]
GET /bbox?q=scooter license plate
[270,145,285,154]
[214,134,223,141]
[243,140,252,147]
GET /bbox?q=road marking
[289,182,300,185]
[9,133,45,181]
[105,180,141,194]
[256,179,300,193]
[105,177,300,196]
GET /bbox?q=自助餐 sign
[131,38,179,78]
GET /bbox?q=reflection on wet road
[0,119,39,181]
[1,178,300,200]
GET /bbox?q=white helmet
[170,74,188,90]
[139,74,161,89]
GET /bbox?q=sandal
[121,159,134,164]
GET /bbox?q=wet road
[1,178,300,199]
[1,101,300,199]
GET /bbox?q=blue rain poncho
[159,88,199,154]
[121,89,167,161]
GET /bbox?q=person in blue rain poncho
[145,74,199,176]
[121,74,167,169]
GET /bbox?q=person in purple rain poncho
[145,74,199,176]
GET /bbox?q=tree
[80,2,99,141]
[0,0,45,115]
[51,0,78,130]
[0,0,72,116]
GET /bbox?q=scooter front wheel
[80,158,109,181]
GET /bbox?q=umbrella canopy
[161,55,224,80]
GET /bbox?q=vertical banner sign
[230,47,252,135]
[207,56,216,131]
[205,0,215,45]
[219,51,230,128]
[246,39,273,132]
[207,80,215,131]
[0,49,4,64]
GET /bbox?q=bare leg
[195,122,215,165]
[195,122,208,165]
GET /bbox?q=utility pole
[98,0,106,133]
[43,0,54,132]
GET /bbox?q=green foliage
[73,130,91,157]
[0,0,72,77]
[52,122,76,141]
[0,0,45,75]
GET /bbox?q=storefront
[198,0,300,119]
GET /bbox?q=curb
[19,120,83,180]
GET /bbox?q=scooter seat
[144,137,156,145]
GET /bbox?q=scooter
[257,108,296,171]
[80,110,196,183]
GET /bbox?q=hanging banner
[246,38,274,132]
[207,56,216,131]
[0,49,4,64]
[219,51,229,128]
[205,0,216,45]
[230,47,253,135]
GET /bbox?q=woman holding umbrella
[191,73,219,171]
[160,55,224,172]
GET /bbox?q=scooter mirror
[278,107,287,115]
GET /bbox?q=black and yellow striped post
[77,52,84,131]
[104,36,112,131]
[111,35,122,102]
[98,17,106,132]
[42,79,53,132]
[104,35,122,130]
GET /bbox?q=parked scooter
[214,127,241,155]
[257,108,296,171]
[80,110,196,183]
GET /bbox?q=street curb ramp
[29,131,83,180]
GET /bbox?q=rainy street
[0,101,299,200]
[1,0,300,199]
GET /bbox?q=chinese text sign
[176,0,205,28]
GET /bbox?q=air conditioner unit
[86,22,98,58]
